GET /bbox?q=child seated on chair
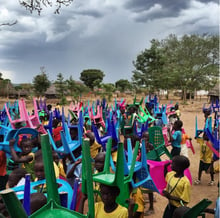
[162,155,191,218]
[9,138,36,181]
[79,183,135,218]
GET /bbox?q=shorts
[199,161,211,172]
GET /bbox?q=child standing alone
[194,132,215,186]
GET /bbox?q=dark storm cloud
[124,0,218,21]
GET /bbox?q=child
[180,128,192,158]
[162,155,191,218]
[194,132,215,186]
[168,120,183,157]
[9,138,35,181]
[6,168,27,188]
[85,131,101,159]
[52,119,63,147]
[79,183,134,218]
[140,131,155,216]
[30,193,47,214]
[93,152,105,202]
[52,151,66,179]
[0,150,8,191]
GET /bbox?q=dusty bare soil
[1,96,219,217]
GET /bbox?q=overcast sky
[0,0,219,84]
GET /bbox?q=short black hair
[173,155,190,171]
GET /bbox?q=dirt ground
[1,97,219,217]
[143,99,219,218]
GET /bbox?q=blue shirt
[171,130,182,148]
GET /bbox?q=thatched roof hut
[208,82,219,103]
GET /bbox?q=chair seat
[93,174,116,185]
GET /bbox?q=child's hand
[162,190,171,199]
[9,138,16,147]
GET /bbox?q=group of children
[0,100,219,218]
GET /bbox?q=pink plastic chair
[89,105,105,128]
[147,160,192,194]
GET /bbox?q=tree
[115,79,132,92]
[32,67,50,97]
[54,73,67,105]
[100,83,115,101]
[132,34,219,100]
[66,76,88,102]
[19,0,74,15]
[132,39,166,94]
[80,69,105,91]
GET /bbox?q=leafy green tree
[32,67,50,97]
[115,79,132,92]
[54,73,67,105]
[66,76,88,102]
[132,34,219,100]
[80,69,105,90]
[101,83,115,101]
[132,39,166,94]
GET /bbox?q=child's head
[7,168,27,188]
[202,132,209,141]
[52,119,60,128]
[52,151,60,165]
[142,131,149,142]
[171,155,190,173]
[173,120,183,131]
[99,183,120,206]
[85,131,95,146]
[94,152,105,172]
[30,193,47,214]
[34,160,45,181]
[19,138,33,155]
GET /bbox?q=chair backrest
[182,199,212,218]
[148,126,165,148]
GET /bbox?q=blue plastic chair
[11,178,74,209]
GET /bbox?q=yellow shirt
[165,171,191,207]
[196,138,213,163]
[130,187,144,214]
[90,141,101,159]
[95,201,128,218]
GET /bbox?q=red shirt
[52,126,63,142]
[0,151,7,176]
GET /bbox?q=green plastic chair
[148,126,172,160]
[182,199,212,218]
[0,134,88,218]
[137,106,156,124]
[92,138,139,208]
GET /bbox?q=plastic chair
[148,126,172,160]
[60,130,82,162]
[44,111,53,135]
[11,178,74,209]
[133,139,159,192]
[88,105,105,128]
[0,134,87,218]
[92,138,138,208]
[182,198,212,218]
[91,118,119,151]
[137,106,156,124]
